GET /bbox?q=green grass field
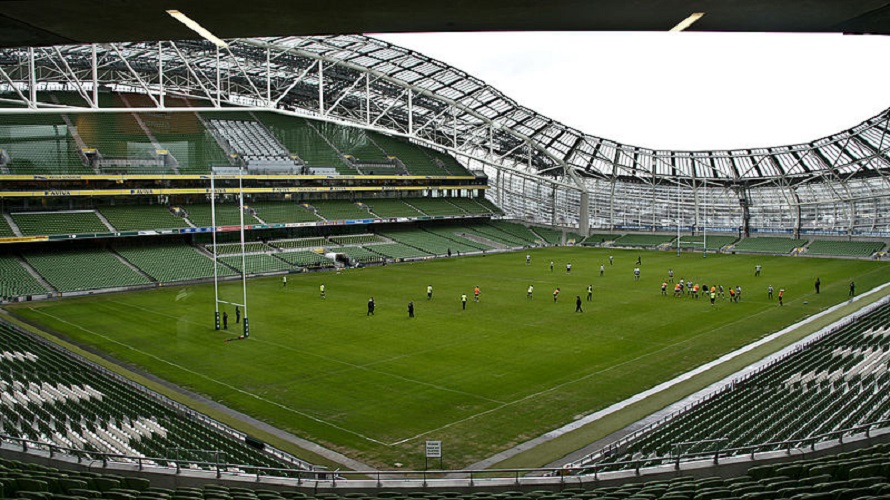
[7,247,890,470]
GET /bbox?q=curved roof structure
[2,34,890,189]
[3,0,890,49]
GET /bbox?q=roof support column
[408,88,413,136]
[692,176,699,235]
[158,42,164,108]
[608,149,619,233]
[215,46,221,107]
[91,44,98,108]
[318,61,324,115]
[266,46,271,105]
[551,185,558,227]
[28,48,36,108]
[579,190,590,237]
[365,74,370,125]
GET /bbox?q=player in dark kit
[367,297,375,316]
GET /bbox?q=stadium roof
[2,34,890,185]
[3,1,890,48]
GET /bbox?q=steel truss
[1,35,890,236]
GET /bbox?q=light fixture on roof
[166,10,229,48]
[670,12,705,32]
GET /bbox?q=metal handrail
[3,419,889,487]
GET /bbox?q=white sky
[372,31,890,151]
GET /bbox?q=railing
[569,294,890,469]
[576,419,890,477]
[1,318,313,472]
[3,419,889,489]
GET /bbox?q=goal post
[210,168,250,338]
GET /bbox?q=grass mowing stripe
[491,278,890,469]
[114,294,507,407]
[27,305,390,445]
[254,337,507,406]
[10,248,890,469]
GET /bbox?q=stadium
[2,2,890,499]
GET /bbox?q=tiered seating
[424,147,472,176]
[309,200,371,221]
[363,198,424,218]
[0,217,15,237]
[613,233,675,247]
[220,254,294,274]
[139,110,230,174]
[431,197,492,215]
[365,243,432,260]
[580,233,618,245]
[12,211,109,236]
[337,246,386,264]
[269,237,328,250]
[258,114,357,174]
[321,123,389,166]
[369,133,453,175]
[330,234,387,245]
[530,226,583,245]
[276,250,334,268]
[184,204,258,227]
[487,221,541,245]
[116,245,236,282]
[0,255,50,297]
[676,235,739,251]
[470,197,503,214]
[205,242,270,255]
[403,197,467,217]
[807,239,886,257]
[74,112,174,174]
[420,226,493,253]
[461,222,538,247]
[250,201,320,224]
[0,319,305,475]
[25,249,150,292]
[383,227,488,255]
[209,119,297,171]
[0,113,90,175]
[732,237,808,254]
[98,205,190,231]
[581,302,890,471]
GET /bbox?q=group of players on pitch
[299,258,852,317]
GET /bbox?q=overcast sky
[372,31,890,151]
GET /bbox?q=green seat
[17,477,51,493]
[691,487,732,499]
[800,474,833,486]
[849,464,886,479]
[16,491,53,499]
[746,465,778,480]
[104,492,137,500]
[774,463,807,479]
[91,477,121,492]
[67,489,102,499]
[737,492,773,500]
[124,477,151,491]
[58,478,89,494]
